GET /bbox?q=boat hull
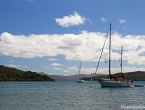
[97,80,131,87]
[77,79,86,83]
[134,85,144,87]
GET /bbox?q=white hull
[77,79,86,83]
[97,80,131,87]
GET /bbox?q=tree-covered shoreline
[0,65,55,81]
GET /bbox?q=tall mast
[109,24,111,77]
[121,46,123,74]
[79,62,81,78]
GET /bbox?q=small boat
[77,62,86,83]
[134,85,144,87]
[77,79,86,83]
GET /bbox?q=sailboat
[96,24,133,87]
[77,62,86,83]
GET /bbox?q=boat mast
[79,62,81,78]
[109,24,111,77]
[121,46,123,74]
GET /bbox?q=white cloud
[100,17,107,22]
[55,11,86,27]
[22,66,28,68]
[54,67,62,70]
[27,0,36,2]
[6,64,28,69]
[1,31,145,66]
[46,67,50,69]
[17,0,36,2]
[65,66,78,74]
[67,66,78,71]
[9,61,14,63]
[63,70,70,73]
[43,66,50,69]
[51,63,63,66]
[48,58,56,61]
[119,19,127,24]
[87,18,92,23]
[6,64,20,68]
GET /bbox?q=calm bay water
[0,81,145,110]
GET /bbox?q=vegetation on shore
[0,65,55,81]
[1,64,145,81]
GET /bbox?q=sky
[0,0,145,76]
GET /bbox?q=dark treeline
[83,71,145,81]
[0,65,55,81]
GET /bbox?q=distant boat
[134,85,144,87]
[77,79,86,83]
[77,62,86,83]
[96,24,133,87]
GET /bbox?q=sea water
[0,81,145,110]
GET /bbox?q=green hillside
[0,65,55,81]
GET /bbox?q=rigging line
[95,27,110,75]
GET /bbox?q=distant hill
[38,72,101,81]
[87,71,145,81]
[0,65,55,81]
[34,70,145,81]
[119,71,145,81]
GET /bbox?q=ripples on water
[0,81,145,110]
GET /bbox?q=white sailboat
[77,62,86,83]
[96,24,133,87]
